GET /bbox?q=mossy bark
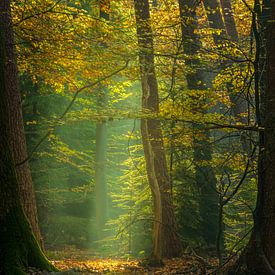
[0,1,57,273]
[0,0,44,248]
[0,207,57,274]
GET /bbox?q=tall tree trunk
[229,1,275,273]
[94,0,110,240]
[134,0,182,265]
[3,0,43,249]
[0,1,56,273]
[178,0,219,249]
[94,103,107,240]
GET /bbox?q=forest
[1,0,275,274]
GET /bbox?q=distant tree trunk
[220,0,239,42]
[3,0,43,249]
[229,1,275,273]
[134,0,182,265]
[202,0,227,44]
[0,1,56,273]
[94,0,110,240]
[94,103,107,240]
[204,0,248,128]
[178,0,219,249]
[220,0,249,133]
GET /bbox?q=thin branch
[223,145,257,205]
[16,60,129,167]
[15,0,62,26]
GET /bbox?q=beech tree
[178,0,219,249]
[94,0,110,241]
[0,0,56,273]
[2,0,44,248]
[134,0,182,265]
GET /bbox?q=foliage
[14,0,259,264]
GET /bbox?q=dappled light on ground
[52,258,139,273]
[50,255,217,274]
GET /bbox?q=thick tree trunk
[228,1,275,273]
[0,1,56,273]
[178,0,219,249]
[2,0,43,248]
[134,0,182,264]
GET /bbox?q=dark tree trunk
[228,1,275,273]
[0,1,56,273]
[178,0,219,249]
[134,0,182,265]
[202,0,227,45]
[2,0,43,249]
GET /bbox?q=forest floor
[44,248,219,274]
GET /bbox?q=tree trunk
[220,0,239,42]
[204,0,248,129]
[220,0,249,136]
[178,0,219,249]
[0,1,56,273]
[228,1,275,273]
[134,0,182,265]
[94,0,110,240]
[94,110,107,240]
[3,0,43,249]
[202,0,227,45]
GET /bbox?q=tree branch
[16,60,129,167]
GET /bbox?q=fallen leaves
[52,258,141,274]
[49,255,217,274]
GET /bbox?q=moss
[0,206,58,274]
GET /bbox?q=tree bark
[134,0,182,264]
[0,1,56,273]
[228,1,275,273]
[178,0,219,249]
[220,0,239,42]
[3,0,43,248]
